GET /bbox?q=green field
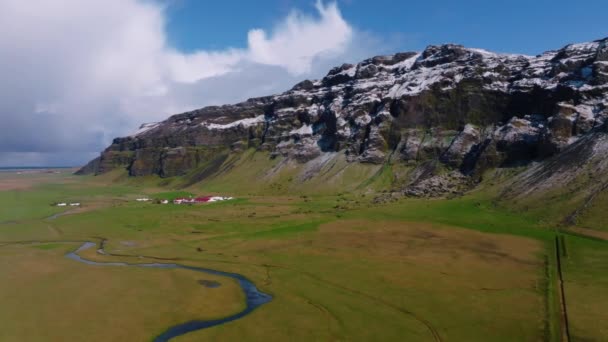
[1,170,607,341]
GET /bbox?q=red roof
[173,196,212,203]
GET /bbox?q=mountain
[78,38,608,200]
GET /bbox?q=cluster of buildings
[134,196,234,205]
[173,196,233,204]
[53,195,233,208]
[55,202,80,207]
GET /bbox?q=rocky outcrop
[79,38,608,197]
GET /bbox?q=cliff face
[78,38,608,196]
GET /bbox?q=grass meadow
[0,169,607,341]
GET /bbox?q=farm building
[173,198,195,204]
[172,196,234,205]
[55,202,80,207]
[209,196,233,202]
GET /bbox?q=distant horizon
[0,166,77,170]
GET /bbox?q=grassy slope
[576,188,608,231]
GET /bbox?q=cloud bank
[0,0,381,166]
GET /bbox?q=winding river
[66,242,273,341]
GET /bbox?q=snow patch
[354,114,372,126]
[132,122,160,137]
[385,53,421,71]
[202,115,265,130]
[290,124,313,136]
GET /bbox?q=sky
[0,0,606,167]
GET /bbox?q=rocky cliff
[78,38,608,196]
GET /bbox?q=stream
[66,242,272,341]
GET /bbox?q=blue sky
[166,0,608,56]
[0,0,606,166]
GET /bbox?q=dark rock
[441,124,481,168]
[322,63,356,86]
[493,116,545,165]
[160,147,197,178]
[291,79,315,91]
[356,64,379,79]
[129,149,161,176]
[230,141,247,153]
[416,44,472,68]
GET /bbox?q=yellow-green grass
[575,189,608,231]
[27,200,549,341]
[164,219,545,341]
[560,234,608,340]
[0,243,244,342]
[0,172,136,224]
[2,171,608,341]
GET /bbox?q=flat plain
[1,170,607,341]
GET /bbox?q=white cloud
[0,0,382,167]
[247,1,353,74]
[167,49,244,83]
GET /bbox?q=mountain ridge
[78,37,608,200]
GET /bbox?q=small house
[174,198,195,204]
[208,196,234,202]
[194,196,211,203]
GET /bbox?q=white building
[208,196,234,202]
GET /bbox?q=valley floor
[0,171,607,341]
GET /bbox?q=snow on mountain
[80,37,608,197]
